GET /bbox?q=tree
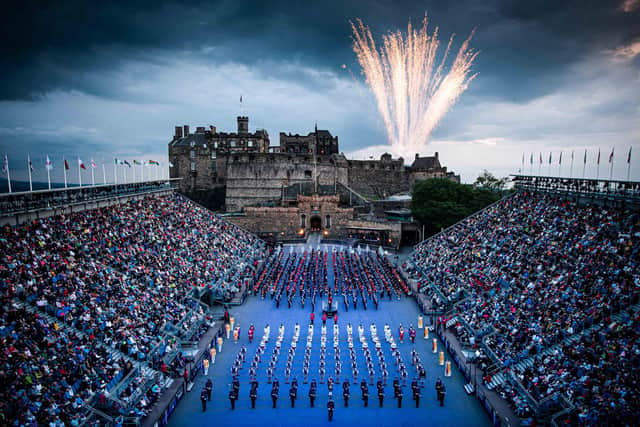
[473,170,508,192]
[411,178,501,238]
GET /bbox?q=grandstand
[1,176,638,426]
[403,176,640,426]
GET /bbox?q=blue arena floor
[168,246,491,427]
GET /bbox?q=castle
[169,116,459,247]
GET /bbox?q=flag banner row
[1,154,172,193]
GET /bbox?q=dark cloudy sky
[0,0,639,184]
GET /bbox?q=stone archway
[310,215,322,232]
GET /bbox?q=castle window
[190,161,196,171]
[230,140,237,147]
[325,215,331,228]
[211,151,216,159]
[300,214,306,228]
[247,140,254,147]
[304,170,312,178]
[190,150,196,158]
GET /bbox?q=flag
[148,160,159,165]
[571,150,574,161]
[133,160,142,165]
[169,162,175,167]
[114,158,119,165]
[558,151,562,165]
[46,155,53,170]
[628,147,633,164]
[597,149,601,165]
[608,148,614,163]
[78,158,86,169]
[240,95,243,103]
[91,158,97,168]
[539,153,543,164]
[123,160,131,167]
[583,149,587,164]
[64,159,70,170]
[28,155,34,172]
[1,154,7,174]
[529,153,533,165]
[548,152,552,165]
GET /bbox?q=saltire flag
[114,158,120,165]
[558,151,562,165]
[2,154,7,174]
[548,152,552,164]
[133,160,142,165]
[46,155,53,170]
[78,158,86,169]
[597,148,601,165]
[91,158,97,168]
[628,147,633,164]
[28,155,34,172]
[608,148,614,163]
[123,160,132,167]
[64,159,70,170]
[148,160,160,165]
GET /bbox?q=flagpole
[558,152,562,177]
[4,154,12,193]
[538,154,541,176]
[114,159,118,185]
[46,155,51,190]
[132,162,136,183]
[521,154,524,176]
[102,160,106,185]
[77,156,81,187]
[627,147,633,182]
[91,160,95,186]
[569,151,574,179]
[63,157,68,189]
[596,149,600,180]
[122,163,126,184]
[582,150,586,179]
[609,149,614,181]
[27,153,33,192]
[530,154,533,175]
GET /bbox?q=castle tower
[237,116,249,134]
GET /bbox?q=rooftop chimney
[175,126,183,139]
[435,152,439,159]
[415,153,419,159]
[183,125,190,136]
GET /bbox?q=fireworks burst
[351,16,478,159]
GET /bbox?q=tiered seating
[406,192,640,424]
[0,193,264,425]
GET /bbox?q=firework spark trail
[351,16,478,160]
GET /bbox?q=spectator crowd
[406,192,640,425]
[0,193,264,426]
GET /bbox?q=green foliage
[474,169,508,192]
[411,178,501,237]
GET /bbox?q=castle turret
[237,116,249,134]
